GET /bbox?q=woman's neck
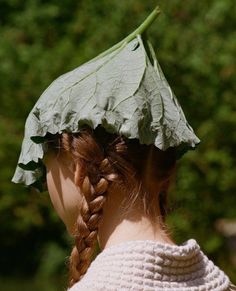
[97,186,175,250]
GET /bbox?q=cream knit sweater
[69,239,236,291]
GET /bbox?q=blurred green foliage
[0,0,235,289]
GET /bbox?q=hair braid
[47,126,176,288]
[60,130,120,287]
[61,132,73,153]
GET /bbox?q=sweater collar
[88,238,230,290]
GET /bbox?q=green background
[0,0,235,290]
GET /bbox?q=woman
[12,7,235,290]
[42,126,235,291]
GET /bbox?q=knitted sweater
[69,239,236,291]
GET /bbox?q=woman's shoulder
[66,238,235,291]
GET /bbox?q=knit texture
[69,239,235,291]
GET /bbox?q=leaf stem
[89,6,161,62]
[129,6,161,37]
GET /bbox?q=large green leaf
[11,33,200,191]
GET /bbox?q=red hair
[46,125,176,287]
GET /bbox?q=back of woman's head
[45,125,177,287]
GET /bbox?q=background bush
[0,0,235,290]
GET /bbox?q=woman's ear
[74,162,81,187]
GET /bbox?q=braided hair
[45,125,176,287]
